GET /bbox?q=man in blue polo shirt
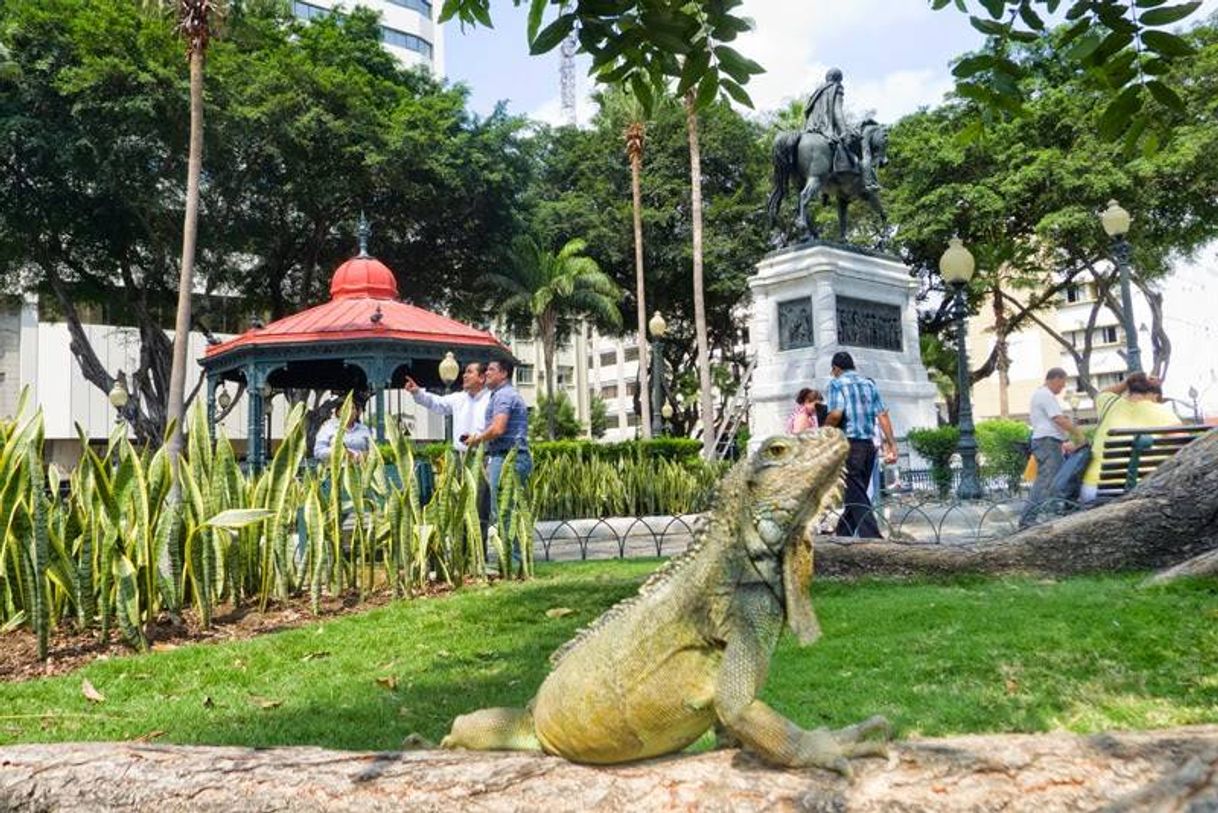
[824,351,897,538]
[465,358,532,539]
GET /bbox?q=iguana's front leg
[714,591,889,775]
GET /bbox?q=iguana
[441,428,890,774]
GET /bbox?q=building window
[1100,325,1120,345]
[515,364,534,385]
[623,346,639,362]
[626,381,639,397]
[386,0,432,14]
[292,0,330,21]
[556,365,574,387]
[381,26,434,58]
[600,383,618,399]
[599,350,617,367]
[626,413,640,427]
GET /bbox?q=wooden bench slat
[1107,425,1210,436]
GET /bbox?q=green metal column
[206,375,217,442]
[374,388,386,442]
[246,366,265,472]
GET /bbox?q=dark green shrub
[906,426,961,497]
[975,419,1030,492]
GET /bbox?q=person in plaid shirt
[824,351,897,538]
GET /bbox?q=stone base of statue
[747,242,939,447]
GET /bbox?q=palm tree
[484,237,622,440]
[684,90,715,459]
[624,112,652,439]
[163,0,222,475]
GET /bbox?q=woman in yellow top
[1080,373,1180,503]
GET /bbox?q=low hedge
[388,437,704,465]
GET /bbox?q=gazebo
[200,229,512,469]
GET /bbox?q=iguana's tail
[441,707,541,752]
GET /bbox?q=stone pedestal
[747,242,939,447]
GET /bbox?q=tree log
[2,727,1216,812]
[816,428,1218,578]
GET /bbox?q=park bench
[1093,424,1212,501]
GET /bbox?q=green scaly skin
[441,429,890,774]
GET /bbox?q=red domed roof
[330,255,399,300]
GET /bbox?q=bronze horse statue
[767,121,889,244]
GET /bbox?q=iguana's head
[747,428,848,547]
[745,428,848,646]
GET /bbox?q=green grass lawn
[1,561,1216,750]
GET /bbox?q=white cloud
[734,0,951,117]
[850,69,956,120]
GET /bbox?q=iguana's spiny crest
[549,429,848,666]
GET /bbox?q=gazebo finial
[357,212,371,258]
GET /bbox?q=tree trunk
[541,314,557,441]
[628,123,651,440]
[992,280,1010,417]
[815,428,1218,579]
[684,92,715,460]
[3,728,1216,812]
[166,46,205,476]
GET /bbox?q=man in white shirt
[404,362,490,453]
[1019,367,1082,527]
[406,361,492,553]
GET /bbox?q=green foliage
[2,567,1215,747]
[531,437,704,464]
[0,391,535,657]
[975,419,1032,492]
[934,0,1204,147]
[907,426,962,497]
[0,0,530,441]
[588,395,609,440]
[529,392,583,442]
[893,20,1218,384]
[524,90,770,435]
[529,455,722,520]
[439,0,764,114]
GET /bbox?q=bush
[975,419,1030,492]
[906,426,961,497]
[531,437,704,464]
[529,455,723,520]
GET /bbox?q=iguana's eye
[766,442,788,458]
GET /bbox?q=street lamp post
[940,237,983,500]
[1099,200,1143,374]
[108,372,130,428]
[438,351,459,443]
[648,311,667,437]
[661,401,674,436]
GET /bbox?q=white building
[290,0,445,74]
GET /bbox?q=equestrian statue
[767,68,889,246]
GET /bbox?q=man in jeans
[465,359,532,558]
[824,351,897,538]
[1019,367,1081,527]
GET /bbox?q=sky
[443,0,1218,125]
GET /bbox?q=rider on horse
[803,68,857,177]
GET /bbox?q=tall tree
[483,237,621,440]
[166,0,222,482]
[624,101,652,439]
